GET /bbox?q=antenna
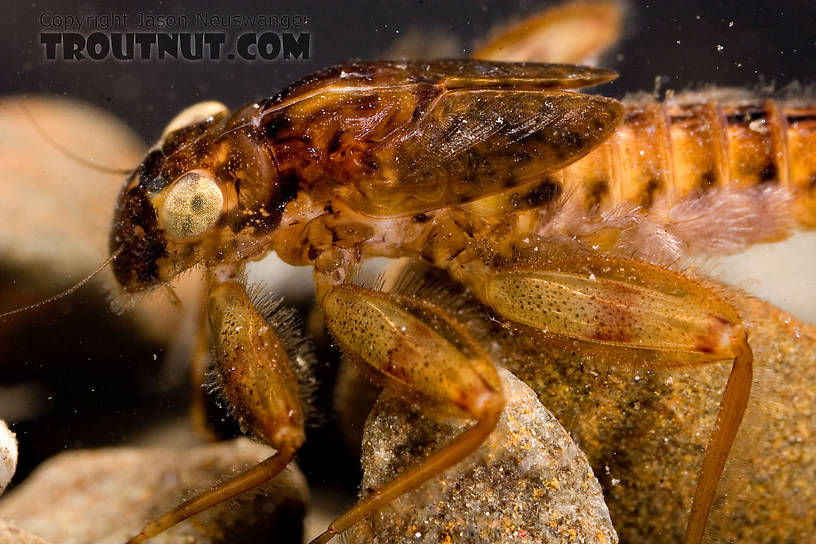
[0,247,122,320]
[17,98,135,175]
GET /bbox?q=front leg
[126,265,306,543]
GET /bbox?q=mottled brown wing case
[259,60,623,217]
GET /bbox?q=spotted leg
[308,274,504,544]
[126,266,305,543]
[450,251,753,544]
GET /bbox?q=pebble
[0,438,307,544]
[0,519,51,544]
[349,367,617,543]
[0,421,16,495]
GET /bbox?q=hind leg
[450,251,753,544]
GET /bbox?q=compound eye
[158,170,224,240]
[161,101,228,138]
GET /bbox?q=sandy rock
[0,421,15,496]
[0,437,307,544]
[349,367,617,544]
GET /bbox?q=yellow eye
[161,101,228,138]
[158,171,224,239]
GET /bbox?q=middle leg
[309,273,505,544]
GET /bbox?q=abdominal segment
[559,94,816,227]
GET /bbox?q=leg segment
[451,252,753,544]
[685,338,752,544]
[126,448,298,544]
[126,268,306,543]
[309,275,504,544]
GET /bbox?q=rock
[712,232,816,323]
[349,367,617,544]
[472,1,622,64]
[0,519,51,544]
[0,421,15,495]
[0,438,307,544]
[0,96,144,282]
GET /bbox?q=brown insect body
[112,62,815,293]
[109,60,807,544]
[265,94,814,281]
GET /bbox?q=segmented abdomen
[556,93,816,228]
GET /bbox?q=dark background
[2,0,816,528]
[3,0,816,142]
